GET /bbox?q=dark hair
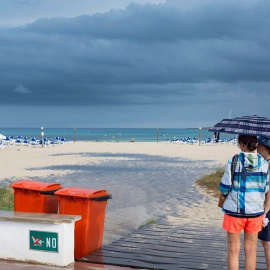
[258,143,270,155]
[238,135,257,151]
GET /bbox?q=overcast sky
[0,0,269,128]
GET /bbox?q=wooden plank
[83,243,228,269]
[109,235,228,248]
[81,255,228,270]
[81,219,267,270]
[96,241,225,252]
[114,234,227,245]
[85,251,227,267]
[115,229,227,239]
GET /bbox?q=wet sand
[0,141,238,245]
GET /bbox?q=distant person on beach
[257,136,270,270]
[219,135,269,270]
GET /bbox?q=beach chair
[60,138,67,144]
[205,138,217,145]
[188,139,198,145]
[230,138,237,145]
[0,141,6,150]
[44,138,51,147]
[3,137,11,145]
[15,139,22,146]
[29,137,38,146]
[7,137,15,147]
[22,139,29,146]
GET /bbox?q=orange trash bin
[10,180,62,214]
[55,187,112,259]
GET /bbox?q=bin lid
[10,180,62,191]
[55,187,109,199]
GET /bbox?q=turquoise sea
[0,128,234,142]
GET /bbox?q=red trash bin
[10,180,62,214]
[55,187,112,259]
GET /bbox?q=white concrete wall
[0,218,78,266]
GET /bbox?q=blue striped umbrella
[208,115,270,136]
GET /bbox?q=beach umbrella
[208,115,270,137]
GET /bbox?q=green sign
[29,230,58,253]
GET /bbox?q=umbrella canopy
[208,115,270,137]
[0,134,6,140]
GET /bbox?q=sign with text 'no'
[29,230,58,253]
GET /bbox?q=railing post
[199,127,201,146]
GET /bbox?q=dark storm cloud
[0,0,270,107]
[24,1,270,43]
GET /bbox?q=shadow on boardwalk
[81,217,266,270]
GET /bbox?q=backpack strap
[219,154,239,206]
[231,154,239,176]
[230,154,239,189]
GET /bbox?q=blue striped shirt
[219,152,269,216]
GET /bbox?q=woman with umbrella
[219,135,269,270]
[257,136,270,270]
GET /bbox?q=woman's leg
[261,240,270,270]
[244,232,258,270]
[227,232,241,270]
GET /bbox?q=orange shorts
[223,214,263,233]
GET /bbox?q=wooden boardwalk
[80,217,267,270]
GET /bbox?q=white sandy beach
[0,142,238,180]
[0,142,238,245]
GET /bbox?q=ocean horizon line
[0,127,211,130]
